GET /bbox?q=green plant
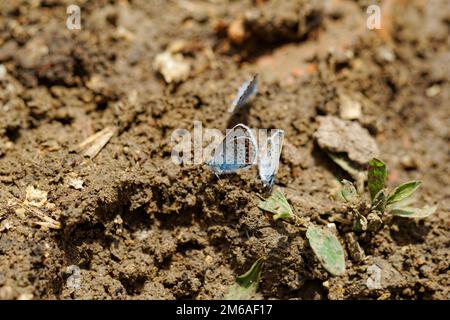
[257,191,293,221]
[258,192,346,276]
[306,225,346,276]
[338,158,437,232]
[224,258,264,300]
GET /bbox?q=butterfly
[258,129,284,188]
[228,75,258,113]
[206,124,258,175]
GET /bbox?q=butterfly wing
[228,75,258,113]
[207,124,258,174]
[258,129,284,187]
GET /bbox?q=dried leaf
[306,226,346,276]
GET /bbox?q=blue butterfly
[228,75,258,113]
[258,129,284,188]
[206,124,258,175]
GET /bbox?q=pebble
[426,85,440,97]
[400,155,418,170]
[153,51,190,83]
[68,178,84,190]
[339,93,362,120]
[0,286,15,300]
[0,64,6,80]
[227,18,246,44]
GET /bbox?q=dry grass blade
[76,126,117,159]
[0,190,61,230]
[23,203,61,230]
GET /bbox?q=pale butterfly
[228,75,258,113]
[258,129,284,188]
[206,124,258,175]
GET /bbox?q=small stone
[327,223,338,236]
[113,215,123,225]
[0,64,7,80]
[0,219,12,232]
[400,155,418,170]
[167,40,187,54]
[68,178,84,190]
[24,186,48,208]
[17,292,33,300]
[153,51,190,83]
[205,255,214,265]
[0,286,15,300]
[116,26,135,41]
[228,18,246,45]
[377,47,395,62]
[366,264,382,289]
[14,207,26,219]
[339,93,362,120]
[86,75,107,92]
[419,264,433,278]
[314,115,379,165]
[402,288,414,297]
[426,85,440,97]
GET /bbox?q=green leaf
[258,191,293,221]
[386,196,416,210]
[386,181,422,205]
[368,158,387,201]
[390,205,437,218]
[338,180,358,203]
[224,258,264,300]
[306,226,346,276]
[371,190,386,212]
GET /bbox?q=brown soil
[0,0,449,300]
